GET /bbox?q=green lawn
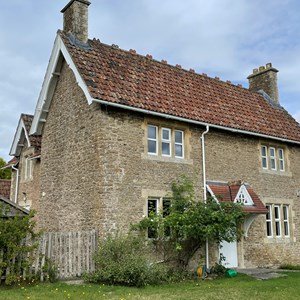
[0,272,299,300]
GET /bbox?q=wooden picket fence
[0,230,98,283]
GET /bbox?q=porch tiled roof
[60,32,300,143]
[207,180,268,214]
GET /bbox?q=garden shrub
[84,234,170,287]
[0,204,40,285]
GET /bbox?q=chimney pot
[247,63,279,104]
[61,0,91,44]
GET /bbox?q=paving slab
[237,268,288,280]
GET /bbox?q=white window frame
[283,205,289,237]
[147,125,158,155]
[161,127,171,157]
[274,205,281,237]
[269,147,277,170]
[24,157,33,180]
[278,148,285,172]
[174,130,184,159]
[261,145,268,169]
[266,205,273,238]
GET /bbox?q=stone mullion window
[147,197,171,238]
[261,145,286,172]
[269,147,277,170]
[147,124,185,159]
[266,205,273,238]
[261,145,268,169]
[161,127,171,157]
[147,125,158,155]
[274,205,281,237]
[266,204,292,239]
[278,148,285,171]
[283,205,290,237]
[174,130,184,158]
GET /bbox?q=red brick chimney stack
[61,0,91,44]
[247,63,279,104]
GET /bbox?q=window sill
[264,237,294,244]
[259,169,292,177]
[141,153,193,165]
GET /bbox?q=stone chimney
[61,0,91,44]
[247,63,279,104]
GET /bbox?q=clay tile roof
[60,32,300,143]
[21,114,42,150]
[0,180,11,199]
[207,180,268,214]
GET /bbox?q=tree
[0,157,11,179]
[133,175,245,269]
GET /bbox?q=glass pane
[280,161,284,171]
[278,149,283,159]
[175,144,183,157]
[284,222,289,236]
[266,206,271,220]
[148,126,156,139]
[148,199,157,215]
[175,131,183,143]
[148,140,157,154]
[266,222,272,236]
[262,157,267,168]
[271,159,276,170]
[162,142,170,155]
[274,206,279,219]
[163,199,171,217]
[162,129,170,140]
[283,206,288,219]
[275,222,280,236]
[261,146,267,156]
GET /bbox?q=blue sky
[0,0,300,161]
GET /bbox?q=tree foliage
[0,158,11,179]
[0,204,39,285]
[133,176,245,269]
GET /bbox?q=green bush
[0,204,40,285]
[84,234,170,287]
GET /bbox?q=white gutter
[200,125,210,269]
[11,166,19,204]
[92,99,300,146]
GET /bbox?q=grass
[1,272,300,300]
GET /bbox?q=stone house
[8,114,41,211]
[8,0,300,268]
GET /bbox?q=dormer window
[234,185,253,206]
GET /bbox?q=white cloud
[0,0,300,159]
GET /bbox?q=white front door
[220,241,238,268]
